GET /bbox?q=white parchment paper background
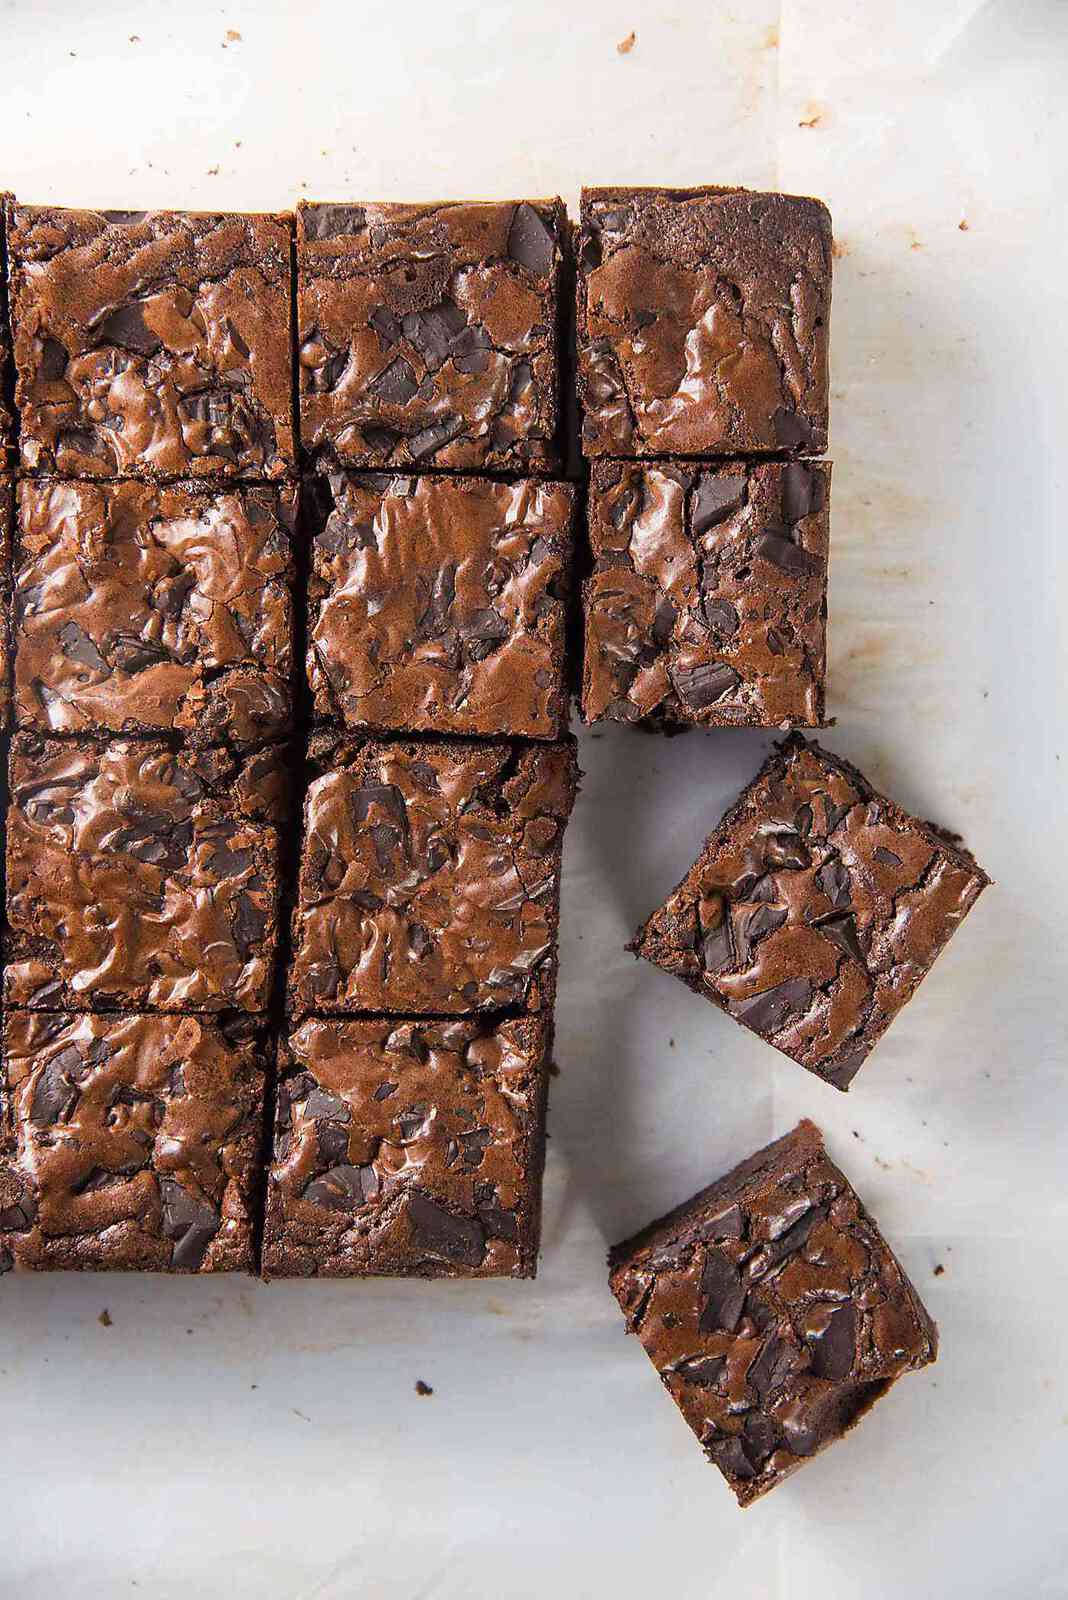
[0,2,1065,1595]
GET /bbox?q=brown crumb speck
[207,166,220,176]
[617,30,636,54]
[798,107,823,129]
[224,28,242,43]
[98,1308,112,1327]
[415,1379,434,1396]
[933,1263,945,1276]
[128,34,140,43]
[832,238,850,259]
[958,218,970,231]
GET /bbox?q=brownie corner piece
[4,734,282,1014]
[307,470,575,738]
[630,735,990,1088]
[608,1119,937,1506]
[296,198,566,472]
[582,458,829,728]
[263,1012,550,1279]
[0,1010,264,1273]
[12,477,296,746]
[289,733,578,1016]
[8,203,295,480]
[576,184,832,459]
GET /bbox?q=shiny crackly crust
[630,736,990,1088]
[576,185,831,459]
[0,1011,264,1274]
[9,205,295,479]
[12,478,296,745]
[288,733,577,1017]
[307,472,574,739]
[582,459,828,727]
[4,735,284,1014]
[608,1120,937,1506]
[263,1014,549,1279]
[297,199,565,472]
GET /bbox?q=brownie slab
[13,478,296,746]
[289,733,577,1016]
[0,1011,264,1273]
[576,186,832,459]
[297,199,565,472]
[263,1014,549,1279]
[308,472,574,738]
[630,736,990,1088]
[1,194,15,458]
[609,1120,937,1506]
[582,459,829,728]
[8,205,295,479]
[0,474,11,726]
[5,735,283,1013]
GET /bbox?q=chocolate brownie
[307,472,575,738]
[12,478,296,746]
[297,199,565,472]
[582,459,829,727]
[630,736,990,1088]
[0,474,11,726]
[1,194,15,459]
[5,735,284,1013]
[263,1014,549,1279]
[576,186,832,459]
[0,1010,264,1273]
[609,1120,937,1506]
[8,204,295,479]
[288,733,578,1016]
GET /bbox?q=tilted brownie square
[289,733,577,1016]
[582,459,829,728]
[307,472,574,739]
[5,735,284,1013]
[12,478,296,747]
[297,199,565,472]
[576,186,831,459]
[630,736,990,1088]
[263,1014,549,1279]
[8,204,295,479]
[608,1120,937,1506]
[1,194,15,459]
[0,1010,264,1273]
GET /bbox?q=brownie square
[8,204,295,479]
[0,474,11,727]
[5,735,284,1013]
[609,1120,937,1506]
[582,459,829,728]
[0,1010,264,1273]
[297,199,565,472]
[263,1013,549,1279]
[576,186,832,459]
[289,733,577,1016]
[630,736,990,1088]
[1,194,15,459]
[307,472,574,739]
[13,478,296,747]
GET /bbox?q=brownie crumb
[98,1308,112,1327]
[617,31,636,53]
[415,1380,434,1396]
[933,1263,945,1276]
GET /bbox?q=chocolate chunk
[407,1191,486,1266]
[701,595,740,639]
[368,356,419,405]
[673,1354,726,1387]
[773,407,816,450]
[39,336,68,381]
[755,529,822,577]
[57,621,108,672]
[806,1302,857,1381]
[692,474,747,533]
[873,846,904,867]
[732,979,814,1036]
[673,661,741,710]
[507,203,556,275]
[303,1164,377,1209]
[816,857,853,909]
[303,204,367,240]
[30,1058,80,1126]
[158,1178,221,1270]
[92,301,161,357]
[698,1250,746,1333]
[814,912,868,969]
[782,462,825,523]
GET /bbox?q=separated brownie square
[289,733,577,1016]
[5,735,284,1013]
[263,1013,549,1279]
[307,472,574,739]
[582,459,829,728]
[0,1010,264,1273]
[1,194,15,459]
[12,479,296,747]
[8,205,295,479]
[609,1120,937,1506]
[297,199,565,472]
[576,186,831,459]
[630,736,989,1088]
